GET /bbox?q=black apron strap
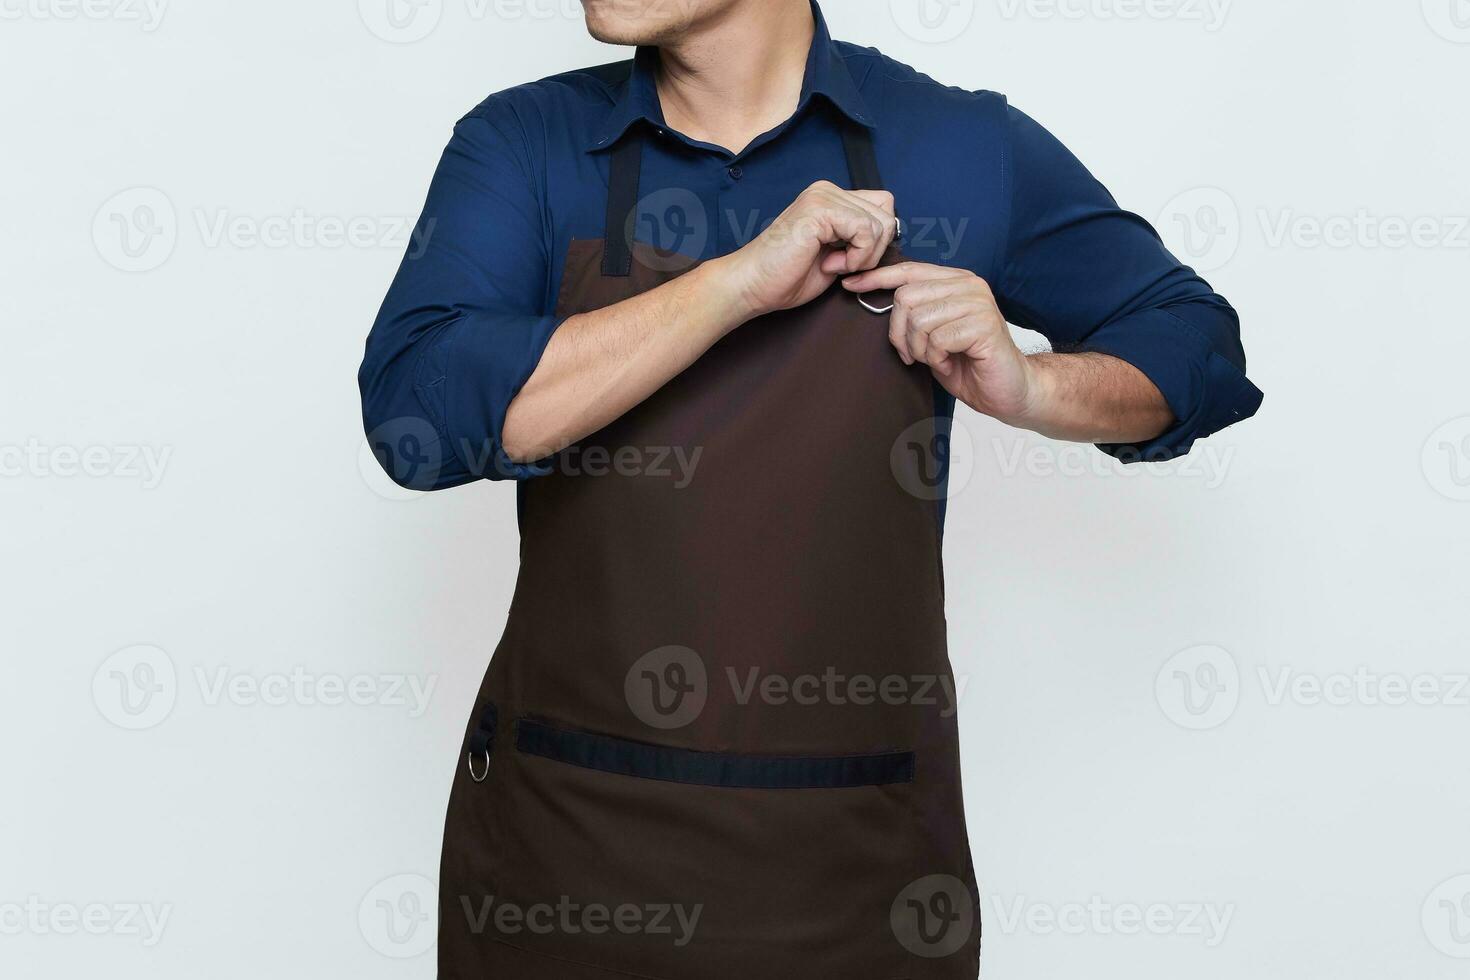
[600,119,882,277]
[602,131,645,277]
[839,123,884,192]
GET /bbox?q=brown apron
[438,120,981,979]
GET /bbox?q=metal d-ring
[467,748,490,783]
[856,215,901,314]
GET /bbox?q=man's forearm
[502,256,752,462]
[1012,352,1174,445]
[502,180,899,464]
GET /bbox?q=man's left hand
[841,262,1035,427]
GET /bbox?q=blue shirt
[359,1,1262,497]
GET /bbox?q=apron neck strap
[839,123,883,192]
[602,120,884,278]
[602,132,646,278]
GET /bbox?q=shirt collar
[587,0,872,152]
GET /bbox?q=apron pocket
[514,717,915,789]
[484,715,925,979]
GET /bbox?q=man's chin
[581,1,690,46]
[584,19,668,46]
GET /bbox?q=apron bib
[437,120,981,980]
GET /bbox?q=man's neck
[654,1,816,155]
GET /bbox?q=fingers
[841,261,958,292]
[885,276,975,365]
[795,182,896,275]
[886,275,1000,370]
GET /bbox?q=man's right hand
[502,183,896,462]
[720,180,898,319]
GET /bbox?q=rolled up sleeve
[358,102,559,489]
[996,104,1263,461]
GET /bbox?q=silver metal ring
[467,749,490,783]
[895,215,903,241]
[858,294,895,315]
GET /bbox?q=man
[359,1,1261,976]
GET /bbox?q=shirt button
[728,166,744,180]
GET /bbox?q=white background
[3,1,1469,977]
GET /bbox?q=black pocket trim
[470,701,499,756]
[514,718,915,789]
